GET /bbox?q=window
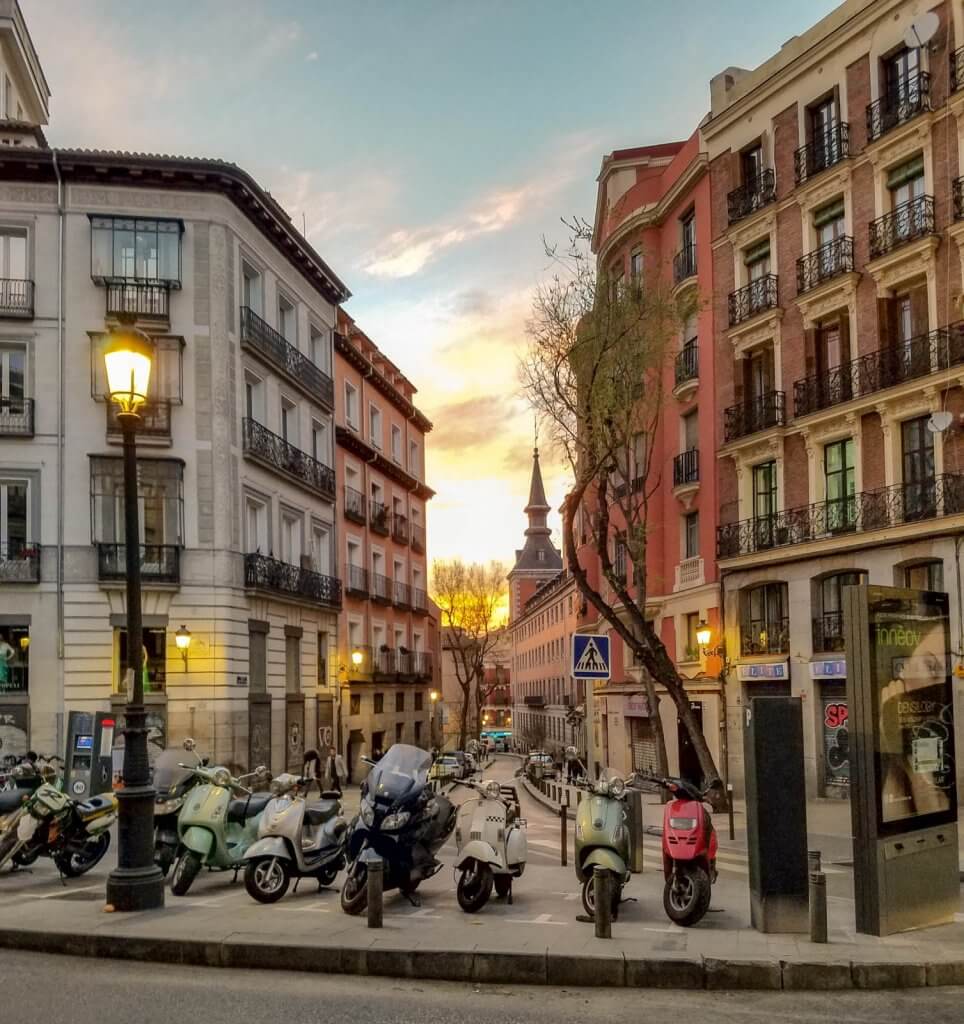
[414,721,422,744]
[311,419,328,464]
[278,294,296,344]
[285,633,300,694]
[744,238,770,281]
[395,722,404,743]
[0,344,25,404]
[902,416,935,519]
[684,511,699,560]
[682,612,700,661]
[816,320,843,377]
[681,212,695,260]
[391,425,402,463]
[374,693,384,715]
[409,440,419,477]
[0,623,28,695]
[369,404,382,448]
[395,692,405,712]
[610,267,624,302]
[245,495,268,554]
[752,460,777,548]
[0,229,26,282]
[747,345,774,403]
[808,96,840,171]
[630,248,643,283]
[280,398,298,447]
[242,261,262,316]
[537,549,546,563]
[116,627,167,695]
[90,216,182,284]
[815,571,866,652]
[741,582,788,655]
[814,198,845,249]
[281,512,302,565]
[903,560,943,592]
[0,477,28,558]
[415,692,423,712]
[311,521,330,575]
[244,373,265,424]
[310,324,331,374]
[90,457,183,548]
[741,144,764,185]
[682,409,698,453]
[888,155,925,213]
[350,694,361,716]
[824,438,856,532]
[884,46,920,107]
[344,382,358,429]
[317,632,328,686]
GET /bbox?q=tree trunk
[458,690,469,751]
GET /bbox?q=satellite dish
[927,410,953,433]
[904,12,939,49]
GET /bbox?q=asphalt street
[1,950,962,1023]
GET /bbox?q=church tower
[507,447,563,622]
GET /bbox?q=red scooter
[655,776,718,926]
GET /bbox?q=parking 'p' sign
[572,634,611,680]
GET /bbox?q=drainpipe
[52,151,65,662]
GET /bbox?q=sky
[24,0,839,568]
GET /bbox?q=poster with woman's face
[872,592,955,828]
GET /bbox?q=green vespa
[170,762,270,896]
[573,769,631,918]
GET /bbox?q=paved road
[2,950,962,1023]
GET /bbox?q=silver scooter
[242,773,348,903]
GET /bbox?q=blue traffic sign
[572,634,611,680]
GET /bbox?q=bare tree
[521,718,547,752]
[432,559,507,750]
[522,218,723,805]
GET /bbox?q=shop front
[811,658,849,797]
[0,622,29,759]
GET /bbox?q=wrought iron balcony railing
[392,514,409,545]
[411,523,425,553]
[728,274,778,326]
[106,281,170,320]
[727,169,776,225]
[97,543,180,584]
[955,177,964,221]
[244,552,341,609]
[673,448,699,487]
[812,611,845,653]
[866,73,930,142]
[346,564,368,597]
[723,391,785,442]
[393,580,411,608]
[0,397,33,437]
[796,236,854,293]
[717,473,964,560]
[672,245,697,285]
[412,587,427,613]
[740,617,790,656]
[524,694,546,706]
[370,500,391,536]
[242,418,335,499]
[375,649,398,677]
[793,123,850,185]
[240,306,334,409]
[412,651,433,678]
[0,541,40,582]
[344,485,366,524]
[953,47,964,92]
[793,322,964,418]
[674,340,698,388]
[107,400,170,440]
[0,278,33,318]
[869,195,934,259]
[371,572,392,603]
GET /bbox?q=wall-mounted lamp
[351,648,364,668]
[696,620,727,661]
[175,624,192,671]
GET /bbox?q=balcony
[370,500,391,536]
[955,178,964,221]
[393,580,411,609]
[0,541,40,582]
[346,564,368,597]
[374,648,398,678]
[953,47,964,92]
[97,543,180,584]
[412,651,433,679]
[716,473,964,560]
[796,236,854,294]
[812,611,844,654]
[723,391,785,442]
[107,400,170,442]
[728,274,778,327]
[866,73,930,143]
[392,513,409,545]
[411,523,425,554]
[240,306,334,409]
[371,572,392,604]
[793,124,850,185]
[674,341,698,390]
[793,322,964,418]
[673,448,699,488]
[106,281,170,321]
[673,556,705,592]
[0,278,33,319]
[242,418,335,500]
[344,485,366,525]
[869,196,934,260]
[412,587,427,614]
[244,552,341,609]
[741,618,790,656]
[0,397,33,437]
[727,169,776,225]
[524,695,546,706]
[672,245,697,285]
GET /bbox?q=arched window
[813,571,866,652]
[899,559,943,592]
[740,582,788,655]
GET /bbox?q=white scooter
[454,777,527,912]
[242,773,348,903]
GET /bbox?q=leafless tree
[521,217,723,805]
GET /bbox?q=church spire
[525,446,550,517]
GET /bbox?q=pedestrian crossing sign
[572,634,611,680]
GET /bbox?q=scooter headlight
[483,781,501,800]
[359,801,375,827]
[212,768,231,789]
[381,811,411,832]
[669,816,697,830]
[608,777,626,798]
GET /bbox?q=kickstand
[232,867,239,884]
[293,877,301,894]
[508,885,513,906]
[403,891,421,908]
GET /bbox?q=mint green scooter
[170,763,269,896]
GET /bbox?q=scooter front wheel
[170,849,202,896]
[456,863,493,913]
[340,864,368,915]
[581,872,620,919]
[663,864,711,927]
[244,856,291,904]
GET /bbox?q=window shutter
[813,198,845,228]
[886,155,925,190]
[910,283,929,338]
[804,328,817,377]
[877,298,896,351]
[744,239,771,264]
[838,311,852,365]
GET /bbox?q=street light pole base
[106,864,166,912]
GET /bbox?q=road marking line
[404,909,441,919]
[277,904,331,913]
[514,913,567,926]
[26,884,102,900]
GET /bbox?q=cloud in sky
[306,51,319,62]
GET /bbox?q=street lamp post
[429,689,439,750]
[103,324,165,912]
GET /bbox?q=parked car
[430,755,464,782]
[526,751,556,779]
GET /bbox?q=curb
[520,775,576,819]
[0,926,958,990]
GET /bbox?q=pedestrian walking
[324,746,346,795]
[302,748,322,796]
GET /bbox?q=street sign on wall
[572,634,611,680]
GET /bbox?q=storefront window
[0,624,28,696]
[116,627,167,694]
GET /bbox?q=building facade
[706,0,964,798]
[440,625,509,751]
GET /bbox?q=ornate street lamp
[175,625,192,671]
[429,689,440,750]
[103,323,165,912]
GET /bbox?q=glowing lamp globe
[104,330,154,415]
[351,649,363,667]
[430,690,439,702]
[695,621,712,649]
[175,625,192,652]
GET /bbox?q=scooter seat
[227,794,271,824]
[0,789,23,814]
[305,799,339,826]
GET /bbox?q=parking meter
[63,711,115,799]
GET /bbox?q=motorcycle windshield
[153,750,197,796]
[367,744,431,805]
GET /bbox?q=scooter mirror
[183,738,197,752]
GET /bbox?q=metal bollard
[808,849,822,874]
[367,858,383,929]
[593,867,612,939]
[727,783,735,841]
[559,804,568,867]
[809,870,827,943]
